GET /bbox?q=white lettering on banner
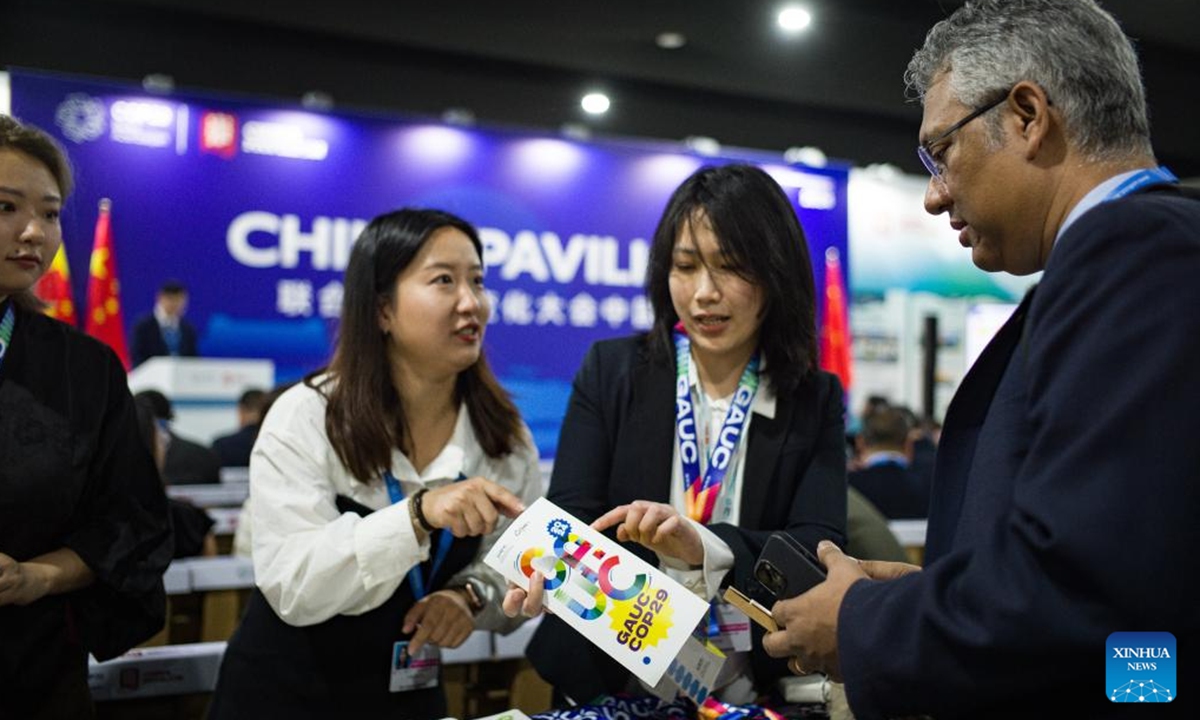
[598,295,630,328]
[227,212,366,270]
[568,293,598,327]
[228,212,281,267]
[280,216,332,270]
[242,121,329,160]
[110,100,176,148]
[505,231,552,282]
[630,296,653,330]
[318,281,344,319]
[276,279,314,317]
[500,290,535,326]
[484,290,502,324]
[227,214,647,297]
[536,292,567,326]
[482,228,648,287]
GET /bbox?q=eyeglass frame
[917,89,1011,185]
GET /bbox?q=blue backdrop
[11,68,849,457]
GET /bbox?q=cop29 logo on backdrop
[1107,632,1176,703]
[54,93,106,144]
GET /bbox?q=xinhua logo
[1107,631,1176,703]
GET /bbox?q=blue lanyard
[0,304,14,372]
[1106,167,1178,201]
[384,470,455,601]
[672,326,760,525]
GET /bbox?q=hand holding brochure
[483,498,710,687]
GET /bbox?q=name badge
[710,602,753,653]
[389,641,440,693]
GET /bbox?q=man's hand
[402,589,475,654]
[592,501,703,566]
[761,541,868,682]
[420,477,526,537]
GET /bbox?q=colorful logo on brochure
[1107,632,1175,703]
[517,517,675,664]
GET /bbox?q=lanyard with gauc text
[0,304,15,372]
[673,325,760,525]
[1106,167,1178,201]
[384,470,455,601]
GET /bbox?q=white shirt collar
[389,403,470,482]
[685,352,777,420]
[154,305,179,329]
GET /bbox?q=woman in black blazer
[509,164,847,706]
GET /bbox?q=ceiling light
[441,107,476,126]
[560,122,591,141]
[656,32,687,50]
[301,91,334,111]
[581,92,611,115]
[142,74,175,94]
[784,146,827,167]
[778,6,813,33]
[684,136,721,157]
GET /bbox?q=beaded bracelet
[410,488,436,533]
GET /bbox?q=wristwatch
[455,580,486,616]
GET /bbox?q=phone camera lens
[755,561,785,596]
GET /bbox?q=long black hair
[645,164,818,394]
[313,208,523,484]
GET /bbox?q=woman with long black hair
[211,208,541,719]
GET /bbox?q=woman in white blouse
[210,208,542,719]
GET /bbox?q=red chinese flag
[85,198,131,369]
[819,247,852,391]
[33,244,78,326]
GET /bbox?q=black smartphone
[752,533,827,602]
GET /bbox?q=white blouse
[248,377,542,631]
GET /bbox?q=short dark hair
[134,389,174,421]
[315,208,525,484]
[238,388,267,409]
[861,407,911,449]
[159,280,188,295]
[646,164,818,394]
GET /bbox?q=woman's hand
[420,477,526,537]
[0,553,49,607]
[592,501,704,566]
[502,571,548,618]
[402,589,475,654]
[0,549,95,607]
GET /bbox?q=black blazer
[130,313,198,367]
[0,303,172,716]
[837,187,1200,719]
[528,334,847,702]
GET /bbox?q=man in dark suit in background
[131,280,198,367]
[848,406,928,519]
[762,1,1200,718]
[210,388,266,467]
[134,389,222,485]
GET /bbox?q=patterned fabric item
[532,694,802,720]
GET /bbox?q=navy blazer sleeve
[837,193,1200,718]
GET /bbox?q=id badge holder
[389,641,441,692]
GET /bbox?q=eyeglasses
[917,90,1010,186]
